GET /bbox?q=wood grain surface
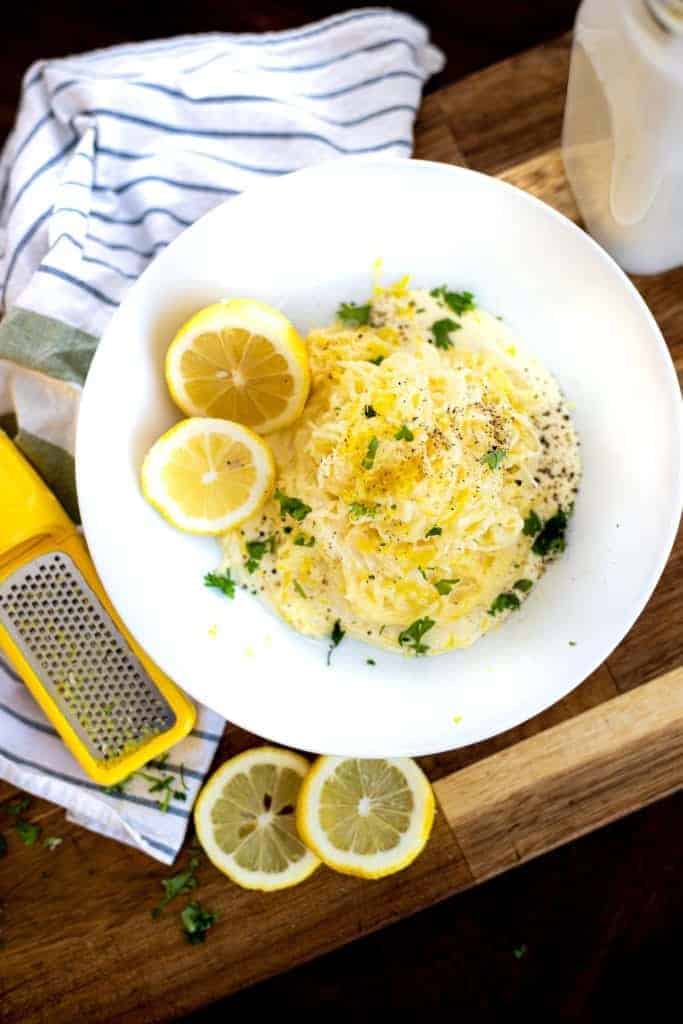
[1,31,682,1024]
[435,667,683,878]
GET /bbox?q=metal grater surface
[0,551,176,762]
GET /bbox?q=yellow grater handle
[0,429,73,567]
[0,434,196,784]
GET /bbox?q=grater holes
[0,551,176,761]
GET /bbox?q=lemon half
[141,417,275,534]
[297,756,435,879]
[194,747,320,891]
[165,299,310,435]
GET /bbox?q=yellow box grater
[0,430,195,785]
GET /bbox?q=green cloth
[0,307,98,519]
[14,429,80,523]
[0,306,97,387]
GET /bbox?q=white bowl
[77,157,683,756]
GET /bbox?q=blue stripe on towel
[8,137,77,217]
[1,206,52,305]
[91,206,192,227]
[95,144,291,176]
[54,205,192,228]
[81,109,411,154]
[37,265,120,306]
[141,835,178,856]
[0,696,211,781]
[0,744,192,817]
[126,81,417,126]
[0,657,24,685]
[10,112,55,165]
[51,233,144,280]
[0,700,59,737]
[306,68,424,100]
[186,36,419,76]
[86,232,169,259]
[191,727,223,742]
[91,175,240,197]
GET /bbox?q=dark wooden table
[4,3,682,1020]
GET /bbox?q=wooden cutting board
[2,33,682,1024]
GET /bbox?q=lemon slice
[141,417,274,534]
[194,747,320,891]
[297,756,435,879]
[165,299,310,435]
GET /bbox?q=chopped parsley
[369,355,385,365]
[104,779,130,796]
[430,318,461,350]
[513,579,533,593]
[366,659,376,666]
[137,762,187,813]
[7,797,30,818]
[181,901,217,945]
[513,944,528,961]
[204,569,235,599]
[293,580,307,599]
[394,424,414,441]
[274,488,311,522]
[489,591,521,616]
[532,508,569,558]
[434,578,460,596]
[569,640,577,646]
[364,405,377,418]
[152,857,199,918]
[349,502,377,519]
[430,286,476,316]
[104,757,187,813]
[245,534,276,573]
[327,619,345,666]
[361,436,379,470]
[6,797,42,846]
[151,776,185,812]
[398,617,435,655]
[481,448,507,470]
[418,566,428,581]
[104,774,135,796]
[294,533,315,547]
[523,510,542,536]
[43,836,63,851]
[15,819,41,846]
[426,525,442,537]
[337,301,371,327]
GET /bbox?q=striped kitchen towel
[0,9,444,862]
[0,663,224,863]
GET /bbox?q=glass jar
[562,0,683,274]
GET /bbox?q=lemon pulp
[179,327,295,425]
[297,756,435,879]
[194,747,320,891]
[166,300,310,434]
[319,759,415,854]
[141,417,275,534]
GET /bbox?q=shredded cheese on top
[220,284,580,655]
